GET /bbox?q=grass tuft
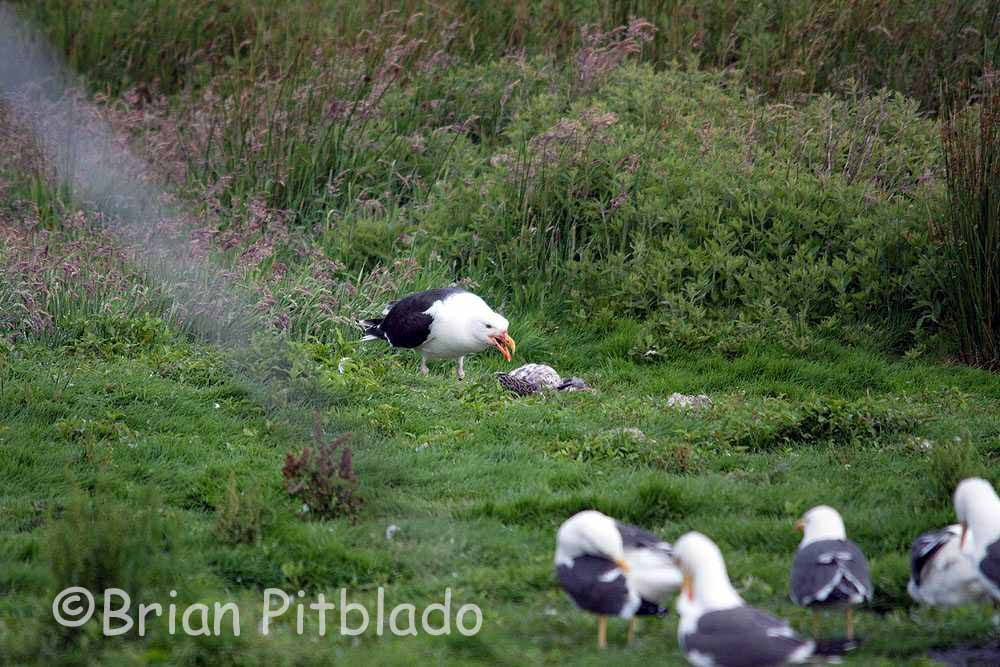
[939,67,1000,369]
[213,473,268,546]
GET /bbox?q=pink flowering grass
[0,7,961,360]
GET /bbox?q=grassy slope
[1,316,998,665]
[2,1,999,665]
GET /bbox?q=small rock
[667,392,712,409]
[385,524,399,540]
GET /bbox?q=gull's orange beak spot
[795,519,805,532]
[615,558,631,574]
[682,572,693,601]
[960,522,968,548]
[492,331,516,362]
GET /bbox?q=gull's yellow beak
[795,519,805,532]
[960,522,968,548]
[492,331,516,362]
[615,558,631,574]
[682,572,693,601]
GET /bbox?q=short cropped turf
[1,314,997,665]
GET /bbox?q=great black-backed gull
[673,532,814,667]
[953,478,1000,601]
[359,288,515,380]
[790,505,872,640]
[908,524,989,606]
[554,510,681,648]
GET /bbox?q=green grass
[1,315,998,665]
[3,1,999,664]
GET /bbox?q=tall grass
[604,0,998,113]
[17,0,998,112]
[180,23,460,224]
[2,2,992,361]
[939,69,1000,369]
[15,0,293,96]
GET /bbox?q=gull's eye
[485,323,493,329]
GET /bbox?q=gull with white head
[359,288,515,380]
[790,505,872,640]
[908,523,989,606]
[554,510,682,648]
[953,477,1000,601]
[673,531,814,667]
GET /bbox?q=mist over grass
[0,4,268,346]
[0,2,998,665]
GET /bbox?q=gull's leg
[627,617,636,643]
[597,615,607,649]
[420,355,429,375]
[845,607,854,641]
[456,356,465,380]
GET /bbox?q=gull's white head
[452,293,515,360]
[473,310,514,360]
[796,505,847,547]
[954,478,1000,548]
[946,523,978,557]
[672,531,742,612]
[555,510,628,572]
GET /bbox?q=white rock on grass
[666,392,712,409]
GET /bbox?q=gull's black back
[790,539,872,607]
[377,288,466,348]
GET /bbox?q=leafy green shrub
[416,65,944,348]
[62,312,174,358]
